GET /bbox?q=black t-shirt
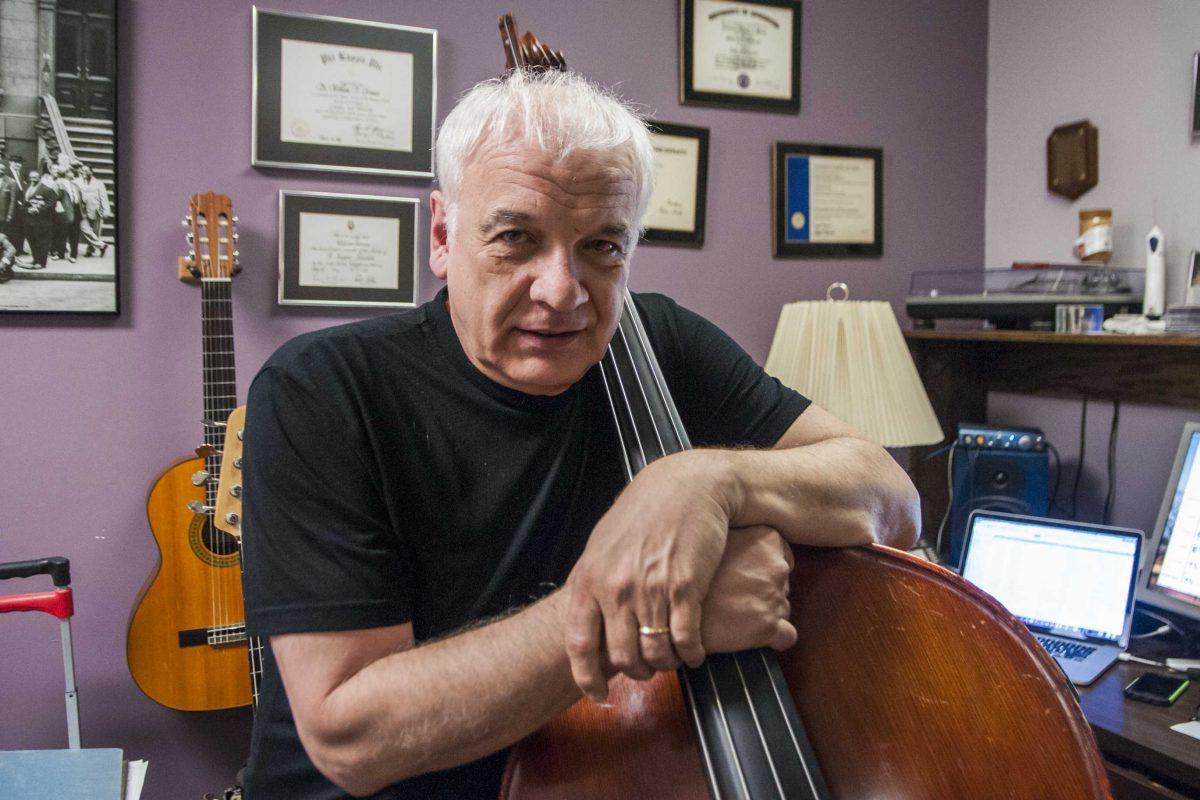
[242,288,809,799]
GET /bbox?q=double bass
[495,16,1110,799]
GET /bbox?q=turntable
[906,266,1144,329]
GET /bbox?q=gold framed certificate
[642,122,709,247]
[772,142,882,257]
[278,191,419,307]
[253,9,436,177]
[681,0,801,113]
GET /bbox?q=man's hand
[565,450,735,701]
[699,525,796,655]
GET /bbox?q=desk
[903,328,1200,798]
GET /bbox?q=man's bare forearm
[715,436,920,550]
[312,591,580,795]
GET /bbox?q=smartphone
[1124,672,1190,706]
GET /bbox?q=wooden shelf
[905,328,1200,347]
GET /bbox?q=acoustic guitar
[127,193,251,711]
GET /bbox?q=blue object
[0,749,124,799]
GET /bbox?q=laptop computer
[959,510,1143,686]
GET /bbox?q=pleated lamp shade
[764,286,943,447]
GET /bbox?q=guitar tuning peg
[232,250,239,259]
[232,215,239,224]
[186,500,215,516]
[232,232,239,241]
[188,263,201,278]
[232,263,242,276]
[182,215,192,227]
[185,232,194,242]
[187,249,196,262]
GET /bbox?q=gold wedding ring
[638,625,671,636]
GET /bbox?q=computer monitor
[1139,422,1200,624]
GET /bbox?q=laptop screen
[961,514,1140,643]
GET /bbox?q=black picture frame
[642,122,709,247]
[278,191,419,307]
[1,0,119,315]
[772,142,883,258]
[1192,52,1199,139]
[252,8,436,177]
[680,0,801,114]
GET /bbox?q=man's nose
[529,248,588,311]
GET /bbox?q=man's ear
[429,190,450,281]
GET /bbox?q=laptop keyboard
[1036,636,1097,662]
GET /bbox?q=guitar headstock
[214,405,246,539]
[180,192,240,281]
[498,13,566,73]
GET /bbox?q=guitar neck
[201,277,237,507]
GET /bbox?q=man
[0,165,18,247]
[75,164,110,257]
[4,154,27,257]
[242,69,918,799]
[51,164,81,263]
[21,171,57,270]
[0,231,16,283]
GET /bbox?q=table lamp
[764,283,943,447]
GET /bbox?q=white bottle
[1143,225,1165,318]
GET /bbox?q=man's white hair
[435,69,656,241]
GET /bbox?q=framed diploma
[642,122,709,247]
[253,8,436,177]
[680,0,801,113]
[278,191,419,307]
[772,143,882,258]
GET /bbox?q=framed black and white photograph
[279,191,418,308]
[1,0,118,314]
[772,142,882,258]
[253,8,436,177]
[680,0,801,113]
[642,122,709,247]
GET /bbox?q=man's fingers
[606,608,653,681]
[565,590,608,702]
[771,618,799,652]
[669,597,706,668]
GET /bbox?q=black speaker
[946,425,1050,568]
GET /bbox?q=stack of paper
[1164,305,1200,334]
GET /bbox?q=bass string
[603,294,809,796]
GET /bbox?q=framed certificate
[278,191,419,307]
[772,143,882,258]
[253,8,436,177]
[642,122,709,247]
[680,0,801,113]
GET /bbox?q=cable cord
[1103,400,1121,525]
[1070,398,1089,520]
[1046,442,1064,516]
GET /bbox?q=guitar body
[127,455,251,711]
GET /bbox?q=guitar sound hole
[201,520,240,556]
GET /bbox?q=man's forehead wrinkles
[490,173,635,213]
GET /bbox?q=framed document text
[642,122,709,246]
[680,0,801,113]
[278,191,419,307]
[253,8,436,177]
[772,143,882,258]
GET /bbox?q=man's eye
[495,230,529,245]
[590,240,624,256]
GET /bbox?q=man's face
[430,141,638,396]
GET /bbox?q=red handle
[0,588,74,619]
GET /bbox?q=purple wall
[0,0,987,795]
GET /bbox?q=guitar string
[616,294,810,796]
[199,214,217,638]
